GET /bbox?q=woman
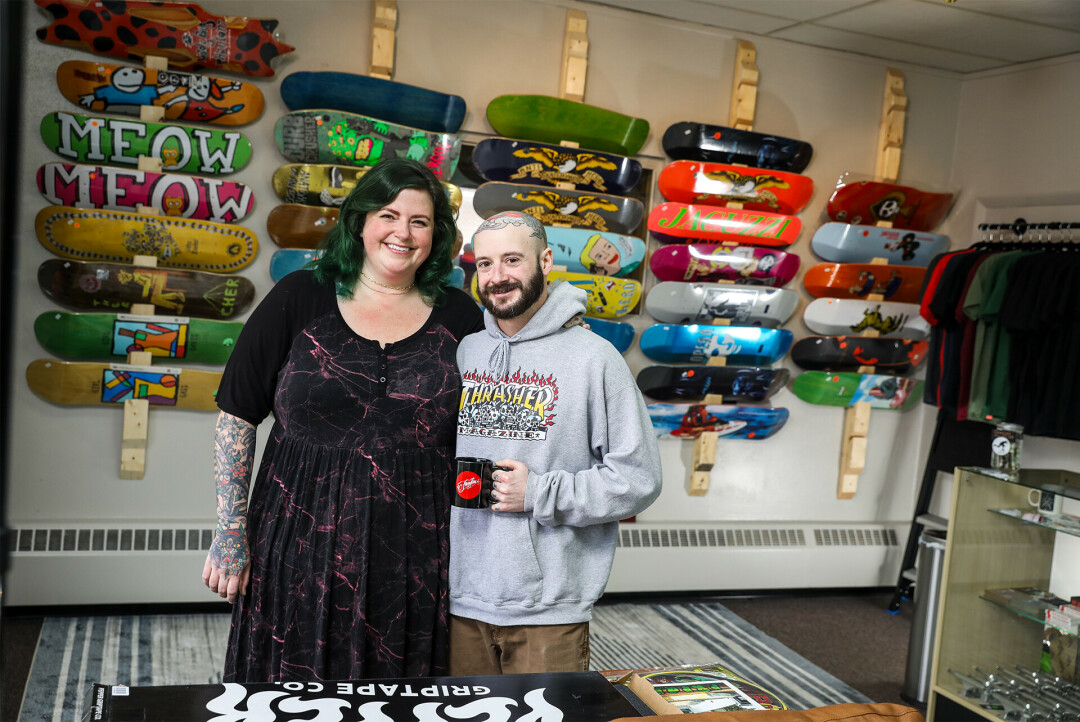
[201,157,483,682]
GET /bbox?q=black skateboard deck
[790,335,929,374]
[637,365,789,402]
[663,122,813,173]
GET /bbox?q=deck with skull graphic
[826,173,954,231]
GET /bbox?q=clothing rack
[977,217,1080,239]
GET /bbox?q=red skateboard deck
[648,244,800,287]
[827,173,954,231]
[802,263,926,304]
[35,0,295,77]
[647,202,801,247]
[657,160,813,215]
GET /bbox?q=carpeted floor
[1,591,915,720]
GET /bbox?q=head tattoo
[472,211,547,248]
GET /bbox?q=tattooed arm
[202,411,255,604]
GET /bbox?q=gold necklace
[360,269,414,294]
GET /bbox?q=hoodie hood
[484,281,587,379]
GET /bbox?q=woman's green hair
[309,157,456,306]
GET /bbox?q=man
[450,210,662,674]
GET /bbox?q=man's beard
[477,263,546,320]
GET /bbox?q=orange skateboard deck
[827,173,955,231]
[802,263,926,304]
[27,358,219,410]
[657,160,814,215]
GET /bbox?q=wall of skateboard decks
[6,0,1080,605]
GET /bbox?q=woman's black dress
[216,271,483,682]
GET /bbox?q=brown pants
[449,614,590,675]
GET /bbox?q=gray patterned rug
[18,602,869,720]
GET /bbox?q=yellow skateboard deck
[35,206,258,272]
[470,270,640,319]
[26,359,220,410]
[271,163,462,213]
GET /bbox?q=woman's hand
[202,533,251,604]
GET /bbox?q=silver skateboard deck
[644,282,798,328]
[803,298,930,340]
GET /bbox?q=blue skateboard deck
[546,227,646,277]
[640,324,793,365]
[271,249,468,290]
[811,222,950,266]
[473,181,643,235]
[472,137,642,195]
[280,71,466,134]
[648,403,789,440]
[584,318,634,353]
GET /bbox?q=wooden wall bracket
[874,68,907,182]
[370,0,397,80]
[838,402,871,498]
[120,351,153,479]
[138,55,168,122]
[560,9,589,102]
[728,40,758,131]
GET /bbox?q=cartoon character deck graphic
[791,336,929,374]
[639,325,793,365]
[266,204,337,249]
[35,0,294,77]
[38,259,254,319]
[648,202,800,247]
[36,206,258,272]
[657,160,813,214]
[803,298,930,340]
[662,122,813,173]
[271,163,462,212]
[648,244,799,287]
[274,110,461,180]
[26,359,220,410]
[802,263,927,304]
[470,271,641,319]
[827,173,955,231]
[56,60,263,125]
[648,403,789,440]
[791,371,922,410]
[41,111,251,175]
[471,138,642,196]
[37,162,254,223]
[545,228,645,277]
[486,94,650,156]
[473,182,643,235]
[637,365,789,402]
[645,282,798,328]
[811,223,950,266]
[34,311,241,364]
[280,71,466,134]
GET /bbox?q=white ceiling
[579,0,1080,73]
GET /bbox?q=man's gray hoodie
[450,282,663,626]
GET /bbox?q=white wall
[24,0,1073,603]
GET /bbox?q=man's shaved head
[472,211,547,253]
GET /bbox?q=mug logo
[456,471,482,499]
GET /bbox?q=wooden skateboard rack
[560,10,589,103]
[369,0,397,79]
[729,41,758,131]
[120,253,160,479]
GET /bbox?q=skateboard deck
[803,298,930,340]
[584,318,635,353]
[827,174,955,231]
[473,182,643,235]
[637,365,789,402]
[811,222,950,266]
[41,111,251,175]
[639,325,793,365]
[270,249,320,282]
[56,60,263,126]
[657,160,814,215]
[648,244,799,287]
[280,71,466,134]
[791,371,922,410]
[662,122,813,173]
[648,403,789,440]
[648,202,800,247]
[35,0,294,77]
[791,335,929,374]
[645,282,798,328]
[546,227,646,277]
[802,262,927,303]
[274,110,461,180]
[486,94,650,157]
[34,311,241,364]
[266,204,338,249]
[36,206,258,272]
[271,163,462,212]
[37,162,255,223]
[471,138,643,196]
[26,359,219,410]
[470,272,641,319]
[38,259,254,319]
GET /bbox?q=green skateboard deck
[791,371,922,410]
[486,94,649,156]
[274,110,461,180]
[34,311,241,364]
[36,206,258,272]
[26,359,220,410]
[41,111,252,175]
